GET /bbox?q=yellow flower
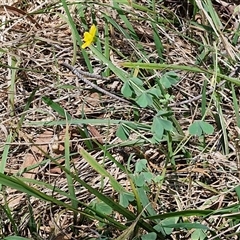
[81,24,97,49]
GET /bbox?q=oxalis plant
[80,24,214,147]
[60,20,216,239]
[42,12,217,240]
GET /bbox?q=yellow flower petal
[83,32,92,42]
[81,24,97,49]
[81,42,90,49]
[89,24,97,37]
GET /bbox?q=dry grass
[1,0,240,239]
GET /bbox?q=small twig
[169,67,239,107]
[61,62,131,104]
[168,80,226,107]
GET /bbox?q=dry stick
[168,80,226,107]
[61,62,131,104]
[61,62,228,107]
[169,68,239,107]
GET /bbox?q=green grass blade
[232,84,240,128]
[121,62,240,85]
[79,148,126,193]
[60,0,92,71]
[42,96,72,120]
[64,123,78,225]
[0,131,13,190]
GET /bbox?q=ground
[1,0,240,239]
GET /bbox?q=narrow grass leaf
[0,131,12,190]
[152,22,164,63]
[201,80,207,117]
[17,87,39,131]
[146,209,213,220]
[160,217,179,235]
[95,141,130,173]
[121,62,240,85]
[27,196,37,234]
[64,123,78,224]
[64,165,158,233]
[79,148,126,193]
[161,222,209,230]
[3,237,29,240]
[60,0,92,70]
[25,118,147,127]
[113,1,139,41]
[0,173,78,212]
[8,56,20,117]
[113,0,152,12]
[0,202,18,234]
[231,84,240,128]
[103,21,111,77]
[235,186,240,202]
[214,98,229,154]
[42,96,72,120]
[0,173,124,227]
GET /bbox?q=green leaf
[120,191,135,207]
[199,121,214,134]
[136,92,153,107]
[95,201,113,215]
[160,71,179,88]
[160,119,173,131]
[57,84,76,90]
[122,81,133,97]
[189,121,214,136]
[129,76,144,86]
[135,159,147,173]
[134,174,145,187]
[116,123,130,140]
[155,126,164,140]
[156,110,171,117]
[141,232,157,240]
[235,185,240,202]
[148,87,162,97]
[191,229,207,240]
[134,172,153,187]
[151,117,172,140]
[137,187,158,217]
[152,117,164,140]
[0,131,12,190]
[142,172,153,184]
[161,217,179,235]
[189,121,202,136]
[153,175,164,183]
